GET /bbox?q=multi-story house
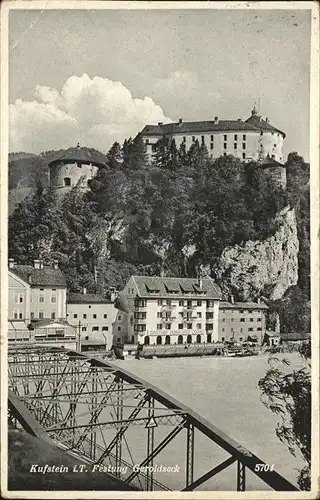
[8,258,76,345]
[139,107,285,164]
[67,290,126,351]
[117,276,222,346]
[218,299,268,343]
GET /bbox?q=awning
[9,321,29,330]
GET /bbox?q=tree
[106,141,122,170]
[258,343,311,490]
[9,182,61,263]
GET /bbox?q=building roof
[281,332,311,341]
[32,319,73,328]
[140,109,285,139]
[10,265,67,287]
[48,146,107,168]
[131,276,222,299]
[258,156,285,168]
[67,292,113,304]
[219,301,268,310]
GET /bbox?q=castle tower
[48,144,106,197]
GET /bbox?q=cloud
[9,73,172,153]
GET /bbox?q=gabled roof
[258,156,285,168]
[48,146,107,167]
[140,109,285,138]
[131,276,221,299]
[219,301,268,310]
[67,293,113,304]
[10,265,67,287]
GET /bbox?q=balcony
[134,318,147,323]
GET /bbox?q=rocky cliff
[212,206,299,301]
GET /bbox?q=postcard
[1,2,319,499]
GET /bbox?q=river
[112,353,306,490]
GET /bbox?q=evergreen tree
[106,142,122,169]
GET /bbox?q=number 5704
[254,464,274,472]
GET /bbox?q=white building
[117,276,221,346]
[139,107,285,163]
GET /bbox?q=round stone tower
[49,144,106,197]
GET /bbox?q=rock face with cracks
[213,207,299,300]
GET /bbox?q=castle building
[140,107,286,164]
[49,144,106,196]
[117,275,222,346]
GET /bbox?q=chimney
[257,297,261,304]
[214,117,219,124]
[8,258,15,269]
[230,295,234,304]
[53,260,59,270]
[265,117,269,123]
[34,259,41,269]
[83,287,87,295]
[178,118,183,125]
[158,122,163,126]
[198,277,203,290]
[237,118,243,122]
[77,142,80,148]
[28,273,32,284]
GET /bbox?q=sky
[9,8,311,160]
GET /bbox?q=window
[166,299,171,306]
[82,327,87,332]
[206,312,213,319]
[196,323,202,329]
[207,333,212,343]
[104,314,107,319]
[146,139,149,144]
[51,296,56,303]
[222,328,225,332]
[223,143,227,149]
[178,335,183,344]
[179,300,183,306]
[207,300,214,308]
[260,130,263,135]
[73,314,78,319]
[19,295,23,303]
[178,324,183,329]
[187,334,192,344]
[144,336,150,345]
[231,328,234,332]
[240,318,245,322]
[93,314,97,319]
[39,295,44,303]
[192,136,195,142]
[165,323,171,330]
[165,335,170,344]
[231,318,234,322]
[257,327,262,331]
[257,317,262,322]
[240,328,243,333]
[201,135,205,143]
[196,334,201,343]
[197,312,202,318]
[234,134,238,140]
[250,318,254,322]
[88,305,91,308]
[64,177,71,187]
[102,326,108,331]
[224,134,227,141]
[187,323,192,329]
[156,335,162,345]
[39,311,44,319]
[223,152,227,157]
[222,318,225,322]
[183,136,186,143]
[187,300,192,307]
[157,324,162,330]
[210,143,214,150]
[119,316,123,321]
[206,323,213,330]
[158,299,163,306]
[242,143,246,149]
[243,134,246,140]
[197,300,202,306]
[92,326,99,331]
[211,135,214,141]
[248,327,253,332]
[157,312,161,319]
[221,336,225,341]
[234,143,237,149]
[242,153,246,159]
[18,311,22,319]
[30,312,34,319]
[117,326,121,331]
[83,314,87,319]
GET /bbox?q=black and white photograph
[1,1,319,498]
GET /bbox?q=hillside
[8,140,310,332]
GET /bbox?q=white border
[1,2,319,499]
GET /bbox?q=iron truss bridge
[7,346,298,492]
